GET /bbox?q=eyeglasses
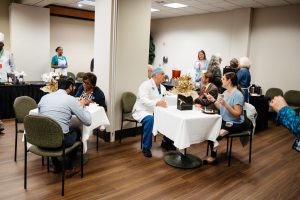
[83,81,92,86]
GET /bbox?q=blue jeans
[141,115,154,150]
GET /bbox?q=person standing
[194,50,208,83]
[207,54,222,93]
[0,32,15,83]
[51,46,68,76]
[237,57,251,102]
[0,32,16,133]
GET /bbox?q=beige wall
[249,5,300,93]
[114,0,151,131]
[50,16,94,76]
[151,8,252,78]
[10,3,50,81]
[151,5,300,93]
[0,0,11,50]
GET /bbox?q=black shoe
[161,141,176,151]
[142,148,152,158]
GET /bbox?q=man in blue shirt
[38,77,91,174]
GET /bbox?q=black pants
[52,127,81,170]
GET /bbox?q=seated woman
[75,72,107,111]
[194,71,218,110]
[205,72,246,164]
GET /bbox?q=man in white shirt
[132,67,175,157]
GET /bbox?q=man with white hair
[0,32,15,83]
[0,32,15,132]
[132,67,175,157]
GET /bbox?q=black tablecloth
[249,95,270,132]
[0,82,47,119]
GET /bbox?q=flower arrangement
[40,72,60,93]
[171,74,198,99]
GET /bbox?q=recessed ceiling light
[151,8,160,12]
[78,3,83,7]
[79,0,95,6]
[164,3,187,8]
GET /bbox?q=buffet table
[0,82,46,119]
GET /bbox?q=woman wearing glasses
[75,72,107,111]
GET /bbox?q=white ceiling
[18,0,300,19]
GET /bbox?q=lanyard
[0,49,4,59]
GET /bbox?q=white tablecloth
[27,105,110,153]
[153,106,222,150]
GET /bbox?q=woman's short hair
[224,72,238,87]
[55,46,62,52]
[239,57,251,68]
[203,71,213,83]
[198,50,207,60]
[83,72,97,87]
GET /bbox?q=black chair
[207,110,254,166]
[76,72,85,81]
[13,96,37,161]
[24,115,83,196]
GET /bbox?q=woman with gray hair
[207,54,222,93]
[237,57,251,102]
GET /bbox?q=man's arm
[138,82,158,107]
[69,97,92,126]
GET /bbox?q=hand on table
[156,99,167,108]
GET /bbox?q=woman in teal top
[205,72,246,164]
[51,46,68,76]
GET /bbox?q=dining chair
[265,87,283,100]
[67,72,76,80]
[13,96,37,162]
[76,72,85,81]
[206,110,254,166]
[120,92,143,147]
[284,90,300,114]
[23,115,83,196]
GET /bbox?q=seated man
[194,71,218,110]
[132,67,175,158]
[38,77,91,174]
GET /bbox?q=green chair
[76,72,85,81]
[24,115,83,196]
[120,92,140,145]
[13,96,37,162]
[67,72,76,80]
[265,88,283,100]
[284,90,300,114]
